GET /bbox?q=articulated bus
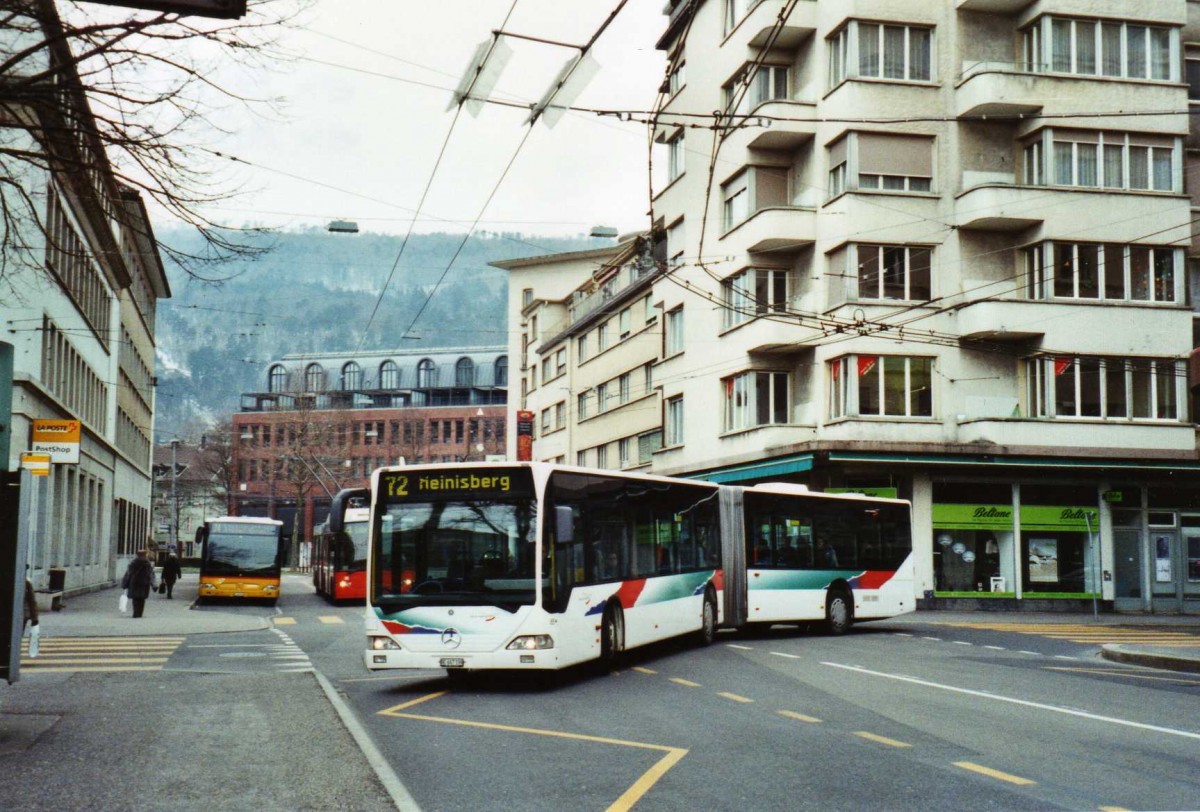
[313,489,370,602]
[195,516,286,604]
[344,462,912,674]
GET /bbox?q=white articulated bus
[346,462,912,675]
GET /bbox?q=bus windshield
[340,521,370,571]
[205,523,281,575]
[374,468,538,611]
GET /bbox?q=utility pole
[170,439,180,553]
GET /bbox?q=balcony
[722,314,819,355]
[722,206,816,255]
[741,0,817,50]
[952,299,1191,353]
[722,100,816,156]
[955,0,1033,13]
[955,181,1188,240]
[956,62,1186,124]
[956,417,1195,455]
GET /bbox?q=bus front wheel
[600,605,624,664]
[824,588,853,636]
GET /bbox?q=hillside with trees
[155,227,604,439]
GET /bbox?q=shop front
[1110,487,1200,614]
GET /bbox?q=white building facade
[2,11,170,594]
[506,0,1200,614]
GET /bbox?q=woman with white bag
[120,550,157,619]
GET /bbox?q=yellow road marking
[273,617,297,625]
[1044,667,1200,686]
[778,710,822,723]
[22,657,170,665]
[953,761,1036,785]
[379,693,687,811]
[854,731,911,748]
[1099,806,1131,811]
[319,616,345,624]
[717,692,753,704]
[17,666,164,672]
[669,678,700,687]
[631,666,657,675]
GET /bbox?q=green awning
[828,451,1200,472]
[694,454,814,484]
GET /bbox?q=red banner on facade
[516,410,534,461]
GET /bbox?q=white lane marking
[952,641,973,646]
[771,652,802,659]
[1018,651,1039,656]
[727,644,754,650]
[921,636,941,641]
[984,646,1006,651]
[893,633,913,637]
[821,662,1200,742]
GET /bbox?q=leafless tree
[0,0,305,284]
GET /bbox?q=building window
[1025,130,1177,192]
[667,218,685,267]
[667,130,685,182]
[723,371,789,431]
[829,355,933,418]
[619,372,631,404]
[723,268,788,328]
[638,430,662,464]
[598,321,610,352]
[541,357,551,382]
[379,360,400,389]
[666,396,684,445]
[268,364,288,393]
[828,133,933,197]
[643,363,653,397]
[724,64,789,114]
[455,358,475,387]
[304,363,326,392]
[668,60,685,96]
[494,356,508,386]
[554,348,566,376]
[722,170,750,230]
[1024,17,1175,81]
[596,444,608,469]
[619,307,631,339]
[724,0,752,34]
[522,287,534,307]
[341,361,362,391]
[577,334,589,362]
[541,408,551,433]
[576,450,588,467]
[665,307,684,356]
[596,382,609,413]
[1026,243,1180,303]
[856,245,932,301]
[829,21,933,86]
[555,402,566,428]
[1027,356,1180,420]
[577,391,588,420]
[417,359,437,388]
[619,437,632,467]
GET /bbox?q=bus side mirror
[329,487,370,533]
[554,506,575,544]
[194,527,206,545]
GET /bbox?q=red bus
[313,489,369,602]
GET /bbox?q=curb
[1100,644,1200,674]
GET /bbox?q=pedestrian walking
[23,570,40,658]
[160,547,182,599]
[121,550,157,619]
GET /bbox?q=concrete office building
[505,0,1200,614]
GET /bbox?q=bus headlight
[506,635,554,651]
[369,636,401,651]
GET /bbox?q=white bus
[355,462,912,674]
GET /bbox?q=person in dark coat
[159,549,182,599]
[121,550,157,618]
[23,574,39,630]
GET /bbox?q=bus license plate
[440,658,465,668]
[234,592,244,597]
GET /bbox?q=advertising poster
[1154,534,1173,583]
[1028,538,1058,583]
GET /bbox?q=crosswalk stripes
[18,636,185,672]
[934,622,1200,647]
[270,627,314,673]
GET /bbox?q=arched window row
[275,356,509,392]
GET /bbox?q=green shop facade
[694,451,1200,614]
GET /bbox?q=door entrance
[1112,528,1142,612]
[1154,520,1200,614]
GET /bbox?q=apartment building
[2,8,170,595]
[508,1,1200,614]
[494,237,664,470]
[233,347,508,543]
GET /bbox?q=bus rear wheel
[696,591,717,646]
[600,605,624,664]
[824,588,853,636]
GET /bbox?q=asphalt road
[258,576,1200,812]
[8,575,1199,812]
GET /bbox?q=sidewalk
[35,576,269,638]
[909,609,1200,675]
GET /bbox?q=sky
[195,0,670,240]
